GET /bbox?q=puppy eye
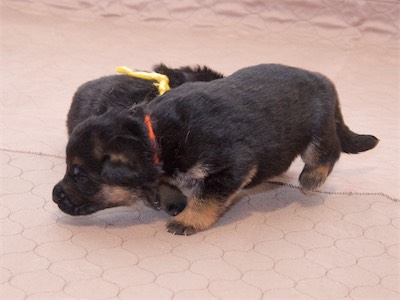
[72,166,80,175]
[69,166,89,184]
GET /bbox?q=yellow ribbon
[116,66,170,95]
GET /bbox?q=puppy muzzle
[143,188,161,210]
[52,182,104,216]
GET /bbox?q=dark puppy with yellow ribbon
[54,64,378,235]
[66,64,223,135]
[52,64,223,216]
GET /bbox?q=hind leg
[300,137,341,192]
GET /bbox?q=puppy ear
[101,159,138,184]
[177,65,224,82]
[153,63,186,88]
[154,64,224,86]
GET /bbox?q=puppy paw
[167,220,197,236]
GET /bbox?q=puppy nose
[152,193,161,210]
[52,184,66,204]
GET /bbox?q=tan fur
[109,153,129,164]
[92,132,128,164]
[71,157,84,166]
[224,166,257,209]
[166,163,210,197]
[300,142,334,191]
[100,185,138,205]
[169,166,258,232]
[307,164,331,182]
[92,136,103,160]
[169,163,209,184]
[300,163,333,192]
[170,198,221,232]
[301,142,319,166]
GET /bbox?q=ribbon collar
[117,66,166,165]
[144,114,159,165]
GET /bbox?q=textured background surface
[1,0,399,299]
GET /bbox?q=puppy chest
[166,163,209,197]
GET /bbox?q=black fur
[54,64,378,235]
[67,64,224,135]
[53,64,223,216]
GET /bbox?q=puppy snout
[150,193,161,210]
[52,183,66,204]
[153,194,161,209]
[143,189,161,210]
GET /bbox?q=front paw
[167,220,197,236]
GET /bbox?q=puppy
[53,64,224,216]
[67,64,224,134]
[54,64,379,235]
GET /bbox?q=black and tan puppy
[53,64,378,235]
[53,64,224,216]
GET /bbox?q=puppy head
[53,109,161,216]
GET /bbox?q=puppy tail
[335,104,379,154]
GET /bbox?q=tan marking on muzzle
[100,185,139,206]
